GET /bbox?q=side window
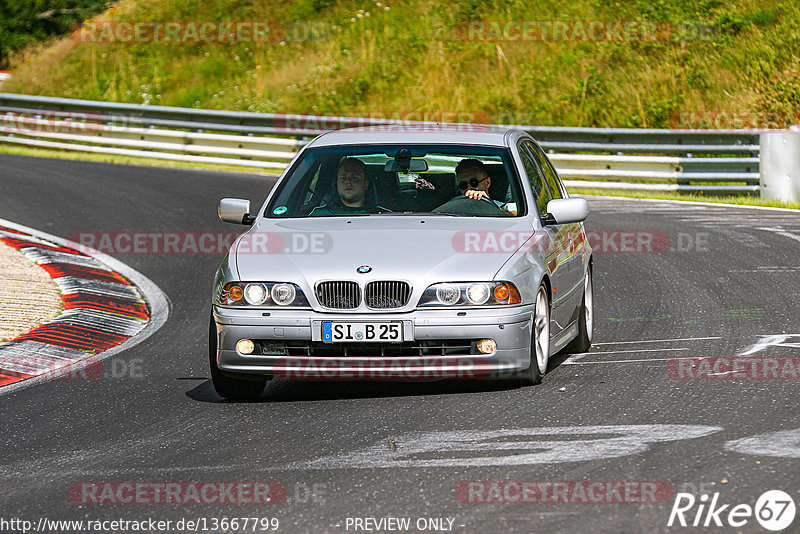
[529,141,564,200]
[518,141,551,215]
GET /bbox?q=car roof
[306,126,524,148]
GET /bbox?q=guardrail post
[760,131,800,202]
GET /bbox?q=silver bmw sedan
[210,126,593,399]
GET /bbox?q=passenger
[455,158,516,215]
[310,157,390,216]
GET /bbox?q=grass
[569,187,800,209]
[3,0,800,129]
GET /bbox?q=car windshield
[265,144,524,218]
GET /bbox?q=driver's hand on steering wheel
[465,189,491,201]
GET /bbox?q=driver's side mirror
[219,198,255,225]
[542,198,589,225]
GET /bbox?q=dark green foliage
[0,0,109,67]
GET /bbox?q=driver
[455,158,516,215]
[310,157,390,216]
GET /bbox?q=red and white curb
[0,218,169,392]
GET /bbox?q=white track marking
[289,425,723,469]
[564,357,696,365]
[758,226,800,243]
[562,334,800,366]
[564,347,689,364]
[724,428,800,459]
[592,336,721,346]
[0,217,171,396]
[738,335,792,356]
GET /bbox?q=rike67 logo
[668,489,795,531]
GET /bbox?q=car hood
[232,216,535,289]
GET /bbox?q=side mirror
[542,198,589,225]
[219,198,255,225]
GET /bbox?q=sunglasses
[458,177,488,190]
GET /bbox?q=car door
[528,140,586,327]
[517,140,572,335]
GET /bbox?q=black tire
[208,316,268,400]
[519,284,550,386]
[564,265,593,354]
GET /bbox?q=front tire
[208,316,268,400]
[520,284,550,385]
[564,265,593,353]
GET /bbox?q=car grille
[316,281,361,309]
[364,281,411,309]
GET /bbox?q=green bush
[0,0,109,68]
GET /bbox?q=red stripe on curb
[39,263,132,285]
[0,372,35,386]
[0,227,151,389]
[0,225,25,235]
[16,324,130,352]
[62,293,150,320]
[0,236,86,255]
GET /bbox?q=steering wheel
[432,194,508,216]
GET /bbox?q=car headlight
[435,283,461,306]
[243,283,268,305]
[271,283,296,306]
[419,282,522,307]
[217,282,309,307]
[466,283,490,305]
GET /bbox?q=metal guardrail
[0,93,761,193]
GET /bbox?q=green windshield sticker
[273,206,288,215]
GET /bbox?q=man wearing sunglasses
[455,158,516,215]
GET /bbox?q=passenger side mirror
[218,198,255,225]
[542,198,589,225]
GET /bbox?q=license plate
[322,322,402,343]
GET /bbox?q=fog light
[236,338,255,355]
[477,338,497,354]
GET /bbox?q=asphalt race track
[1,153,798,533]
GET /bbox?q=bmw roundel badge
[357,265,372,274]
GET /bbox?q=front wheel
[520,284,550,385]
[564,265,593,354]
[208,316,268,400]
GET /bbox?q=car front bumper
[212,305,535,380]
